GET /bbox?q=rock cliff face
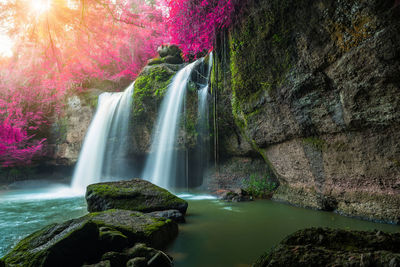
[47,93,96,165]
[212,0,400,223]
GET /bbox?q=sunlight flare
[0,34,13,57]
[30,0,52,15]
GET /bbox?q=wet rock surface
[220,189,253,202]
[1,210,177,267]
[86,179,188,214]
[213,0,400,223]
[254,227,400,267]
[147,210,185,223]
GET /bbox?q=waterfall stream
[142,61,198,189]
[71,83,134,194]
[71,54,212,193]
[194,53,213,187]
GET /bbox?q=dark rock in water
[221,189,253,202]
[317,194,338,212]
[98,226,128,252]
[147,251,173,267]
[100,251,127,266]
[86,178,188,215]
[2,218,100,267]
[125,243,158,259]
[147,209,185,223]
[126,257,147,267]
[253,227,400,267]
[90,243,171,267]
[86,209,178,249]
[1,210,177,267]
[82,260,111,267]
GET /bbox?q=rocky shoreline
[253,227,400,267]
[1,179,187,267]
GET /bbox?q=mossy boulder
[1,209,177,267]
[254,227,400,267]
[131,63,182,154]
[86,179,188,215]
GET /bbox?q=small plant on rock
[242,174,277,198]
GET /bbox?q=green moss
[143,219,167,236]
[228,0,293,116]
[148,57,165,65]
[133,65,175,118]
[272,33,282,43]
[87,180,187,213]
[303,137,326,151]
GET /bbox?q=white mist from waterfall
[142,61,198,189]
[71,83,134,194]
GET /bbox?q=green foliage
[242,174,277,198]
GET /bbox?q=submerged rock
[253,227,400,267]
[86,179,188,214]
[1,209,177,267]
[147,209,185,223]
[220,189,253,202]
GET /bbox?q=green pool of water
[168,197,400,267]
[0,184,88,257]
[0,188,399,266]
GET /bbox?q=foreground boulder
[254,227,400,267]
[2,210,177,267]
[86,179,188,214]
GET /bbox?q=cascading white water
[198,53,213,117]
[71,83,134,194]
[142,61,198,189]
[195,52,213,186]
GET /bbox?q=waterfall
[71,83,134,194]
[194,52,213,187]
[198,53,212,117]
[142,61,198,189]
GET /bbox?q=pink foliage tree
[166,0,235,56]
[0,0,240,167]
[0,0,167,167]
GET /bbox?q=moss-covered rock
[1,209,177,267]
[133,64,178,120]
[87,243,172,267]
[86,179,188,215]
[130,63,182,154]
[254,227,400,267]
